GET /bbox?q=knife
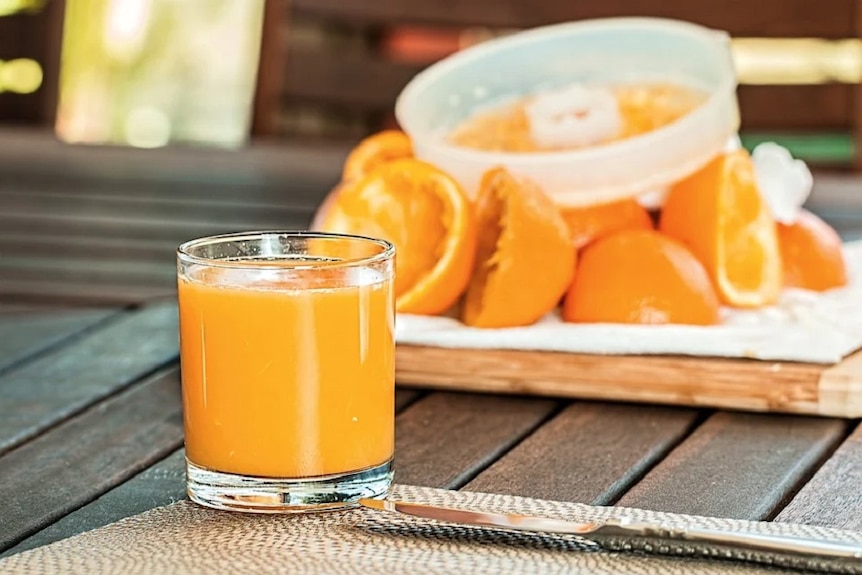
[358,498,862,574]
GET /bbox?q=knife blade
[358,498,862,574]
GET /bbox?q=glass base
[186,458,393,514]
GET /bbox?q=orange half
[659,149,782,307]
[778,209,848,291]
[563,229,720,325]
[318,158,476,315]
[462,167,576,328]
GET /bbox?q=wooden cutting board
[395,345,862,418]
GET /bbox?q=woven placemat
[2,485,861,574]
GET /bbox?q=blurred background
[2,0,862,304]
[2,0,862,167]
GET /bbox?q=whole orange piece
[560,198,653,250]
[778,209,848,291]
[462,168,576,328]
[317,158,477,315]
[563,229,720,325]
[659,149,782,308]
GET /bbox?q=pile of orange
[313,130,849,328]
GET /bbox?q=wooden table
[1,130,861,560]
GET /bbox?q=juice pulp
[178,267,394,478]
[448,82,707,152]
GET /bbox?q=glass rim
[176,230,395,270]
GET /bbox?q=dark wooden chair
[252,0,862,169]
[0,1,64,127]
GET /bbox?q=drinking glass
[177,231,395,513]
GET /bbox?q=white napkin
[396,241,862,364]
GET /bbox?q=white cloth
[395,241,862,364]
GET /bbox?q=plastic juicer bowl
[395,17,740,206]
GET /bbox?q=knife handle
[590,522,862,574]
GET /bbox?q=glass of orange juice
[176,231,395,513]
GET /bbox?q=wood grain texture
[0,208,314,245]
[464,402,701,504]
[0,168,337,205]
[616,412,849,521]
[0,304,60,313]
[775,422,862,530]
[284,45,417,109]
[0,128,347,185]
[736,85,853,131]
[293,0,858,37]
[818,352,862,417]
[0,189,316,228]
[0,233,179,263]
[0,256,175,288]
[0,368,183,552]
[0,280,174,307]
[396,345,862,417]
[0,303,179,455]
[394,392,558,488]
[0,307,116,374]
[394,388,424,411]
[0,180,316,304]
[252,0,290,137]
[3,388,425,556]
[0,156,324,302]
[1,449,187,559]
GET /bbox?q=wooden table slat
[1,450,187,558]
[0,303,179,455]
[464,402,702,505]
[0,307,117,374]
[0,280,174,307]
[0,129,349,186]
[394,392,559,489]
[0,212,315,243]
[394,388,423,412]
[616,412,850,520]
[0,304,58,313]
[0,209,314,239]
[775,422,862,530]
[0,181,328,206]
[295,0,859,38]
[0,256,177,285]
[0,190,319,224]
[0,233,180,263]
[0,173,338,207]
[3,388,425,556]
[0,368,183,552]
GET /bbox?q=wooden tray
[395,345,862,418]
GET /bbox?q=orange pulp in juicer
[448,82,707,152]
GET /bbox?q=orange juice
[178,266,394,479]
